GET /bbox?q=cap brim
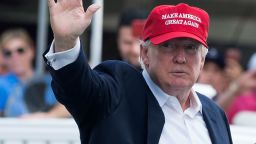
[150,31,208,48]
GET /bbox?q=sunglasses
[2,47,26,58]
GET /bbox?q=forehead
[118,26,132,36]
[160,38,200,44]
[2,38,30,49]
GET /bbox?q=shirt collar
[190,90,203,114]
[142,70,169,107]
[142,70,202,114]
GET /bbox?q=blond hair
[0,29,34,49]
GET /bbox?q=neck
[177,92,191,111]
[169,89,191,111]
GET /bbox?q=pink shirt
[227,91,256,123]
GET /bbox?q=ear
[140,45,149,68]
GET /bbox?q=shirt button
[47,61,52,66]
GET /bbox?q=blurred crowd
[196,47,256,124]
[0,7,255,126]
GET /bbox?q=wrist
[54,36,78,52]
[228,81,240,95]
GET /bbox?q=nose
[11,52,21,60]
[173,47,186,64]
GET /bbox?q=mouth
[170,71,188,76]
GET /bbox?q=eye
[159,43,175,53]
[185,44,196,50]
[161,42,171,48]
[184,43,199,54]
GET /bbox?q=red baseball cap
[142,3,210,47]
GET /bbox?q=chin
[169,80,192,89]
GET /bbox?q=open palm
[48,0,100,51]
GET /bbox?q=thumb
[84,4,101,20]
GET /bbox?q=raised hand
[236,70,256,92]
[48,0,100,52]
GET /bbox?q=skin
[48,0,101,52]
[2,38,34,81]
[141,38,205,110]
[118,26,141,67]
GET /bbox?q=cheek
[24,56,33,67]
[149,54,170,80]
[132,45,141,54]
[15,54,33,67]
[119,44,129,53]
[199,60,205,71]
[190,56,204,78]
[147,50,157,69]
[26,49,34,60]
[152,51,169,64]
[6,60,13,68]
[195,54,204,67]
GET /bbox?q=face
[225,48,241,62]
[1,38,34,76]
[141,38,205,95]
[118,26,140,67]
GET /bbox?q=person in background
[117,8,147,69]
[224,47,243,83]
[196,47,256,118]
[215,69,256,113]
[0,29,70,118]
[225,53,256,123]
[210,49,256,116]
[225,47,242,63]
[197,48,228,96]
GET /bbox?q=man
[226,52,256,123]
[117,9,147,68]
[0,29,70,118]
[45,1,232,144]
[224,47,243,83]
